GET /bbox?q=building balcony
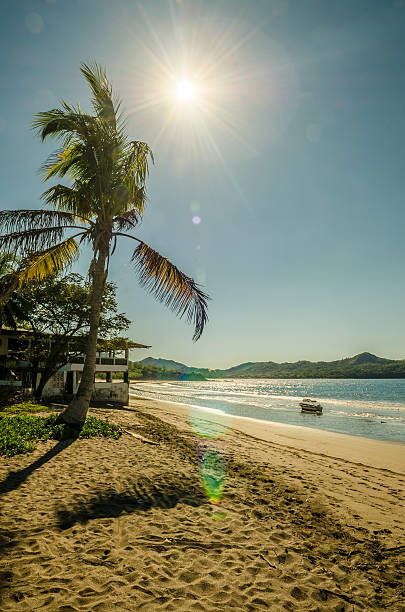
[0,380,22,387]
[63,355,128,372]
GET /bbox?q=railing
[0,380,22,387]
[68,356,128,366]
[0,356,28,368]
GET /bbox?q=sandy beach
[1,397,405,611]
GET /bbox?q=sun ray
[199,102,257,158]
[197,112,246,201]
[198,23,262,80]
[120,3,299,197]
[133,34,174,81]
[126,95,170,116]
[151,107,177,150]
[136,2,176,75]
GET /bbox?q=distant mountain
[217,353,405,379]
[347,352,384,365]
[136,353,405,379]
[138,357,192,373]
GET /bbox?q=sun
[176,79,196,102]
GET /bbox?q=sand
[1,397,404,611]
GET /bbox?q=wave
[331,411,405,422]
[192,395,405,417]
[129,391,405,439]
[130,380,405,413]
[132,387,405,413]
[129,391,228,417]
[130,384,201,397]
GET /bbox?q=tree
[0,63,209,425]
[15,273,136,400]
[0,254,29,329]
[96,336,148,355]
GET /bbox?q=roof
[0,327,50,337]
[129,343,152,349]
[0,328,151,348]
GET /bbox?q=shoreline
[128,395,405,543]
[1,398,404,610]
[129,392,405,472]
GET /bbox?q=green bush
[0,402,50,414]
[0,413,121,457]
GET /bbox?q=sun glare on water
[176,79,196,102]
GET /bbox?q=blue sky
[1,0,405,368]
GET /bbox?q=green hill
[138,357,191,373]
[214,353,405,378]
[135,353,405,379]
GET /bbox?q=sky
[1,0,405,368]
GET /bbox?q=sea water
[130,378,405,443]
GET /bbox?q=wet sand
[1,397,404,611]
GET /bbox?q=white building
[42,353,130,404]
[0,328,149,405]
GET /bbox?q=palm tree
[0,63,209,425]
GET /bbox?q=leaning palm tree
[0,63,209,425]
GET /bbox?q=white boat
[299,398,323,414]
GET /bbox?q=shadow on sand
[0,529,19,605]
[0,438,76,498]
[57,474,206,529]
[0,437,80,601]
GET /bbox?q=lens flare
[189,407,230,439]
[198,445,226,506]
[189,406,231,516]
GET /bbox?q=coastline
[128,396,405,550]
[129,392,405,473]
[1,397,404,610]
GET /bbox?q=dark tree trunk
[32,343,69,401]
[33,369,55,401]
[30,361,39,395]
[60,246,109,425]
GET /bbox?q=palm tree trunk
[59,247,108,425]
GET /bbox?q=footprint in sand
[290,586,308,601]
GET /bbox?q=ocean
[130,378,405,444]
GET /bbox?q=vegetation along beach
[1,1,405,610]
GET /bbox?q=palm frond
[17,236,80,284]
[32,107,97,144]
[0,209,86,233]
[0,226,85,254]
[113,209,141,231]
[123,180,148,215]
[80,62,121,132]
[41,185,95,220]
[41,145,83,181]
[123,141,154,185]
[131,242,209,341]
